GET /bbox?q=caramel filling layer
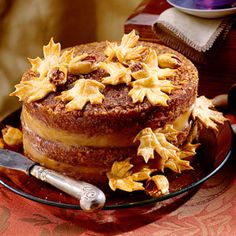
[22,106,192,148]
[22,107,134,147]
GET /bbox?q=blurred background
[0,0,141,118]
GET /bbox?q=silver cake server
[0,149,106,212]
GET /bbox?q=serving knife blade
[0,149,35,174]
[0,149,106,212]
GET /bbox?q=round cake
[11,31,203,195]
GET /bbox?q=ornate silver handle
[30,165,106,212]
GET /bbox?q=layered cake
[10,31,226,195]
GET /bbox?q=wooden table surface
[125,0,236,98]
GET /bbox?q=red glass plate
[0,109,233,210]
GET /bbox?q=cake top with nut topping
[10,30,198,113]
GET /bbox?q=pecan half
[145,175,169,197]
[158,53,181,69]
[48,68,66,86]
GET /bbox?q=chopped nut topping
[99,62,131,85]
[104,30,147,63]
[128,76,175,106]
[2,126,23,148]
[145,175,169,197]
[10,77,56,103]
[192,96,227,131]
[57,79,105,110]
[107,158,145,192]
[157,53,181,69]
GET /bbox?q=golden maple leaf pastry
[1,126,23,151]
[134,127,179,166]
[57,79,105,111]
[68,53,97,75]
[11,38,99,103]
[107,157,170,195]
[128,76,175,106]
[132,49,176,81]
[104,30,146,63]
[10,38,71,102]
[156,124,180,142]
[106,158,145,192]
[192,96,227,131]
[98,62,131,85]
[29,38,74,79]
[10,77,56,103]
[134,125,198,173]
[128,49,177,106]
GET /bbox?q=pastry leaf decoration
[192,96,227,131]
[10,77,56,103]
[134,128,178,167]
[11,38,68,102]
[11,38,97,103]
[68,54,97,75]
[128,76,175,106]
[134,125,198,173]
[104,30,146,63]
[99,62,131,85]
[129,49,176,106]
[157,124,180,142]
[107,158,171,195]
[57,79,105,111]
[132,49,176,81]
[107,159,145,192]
[29,38,74,78]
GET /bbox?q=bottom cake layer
[22,120,191,187]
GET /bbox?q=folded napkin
[154,7,234,62]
